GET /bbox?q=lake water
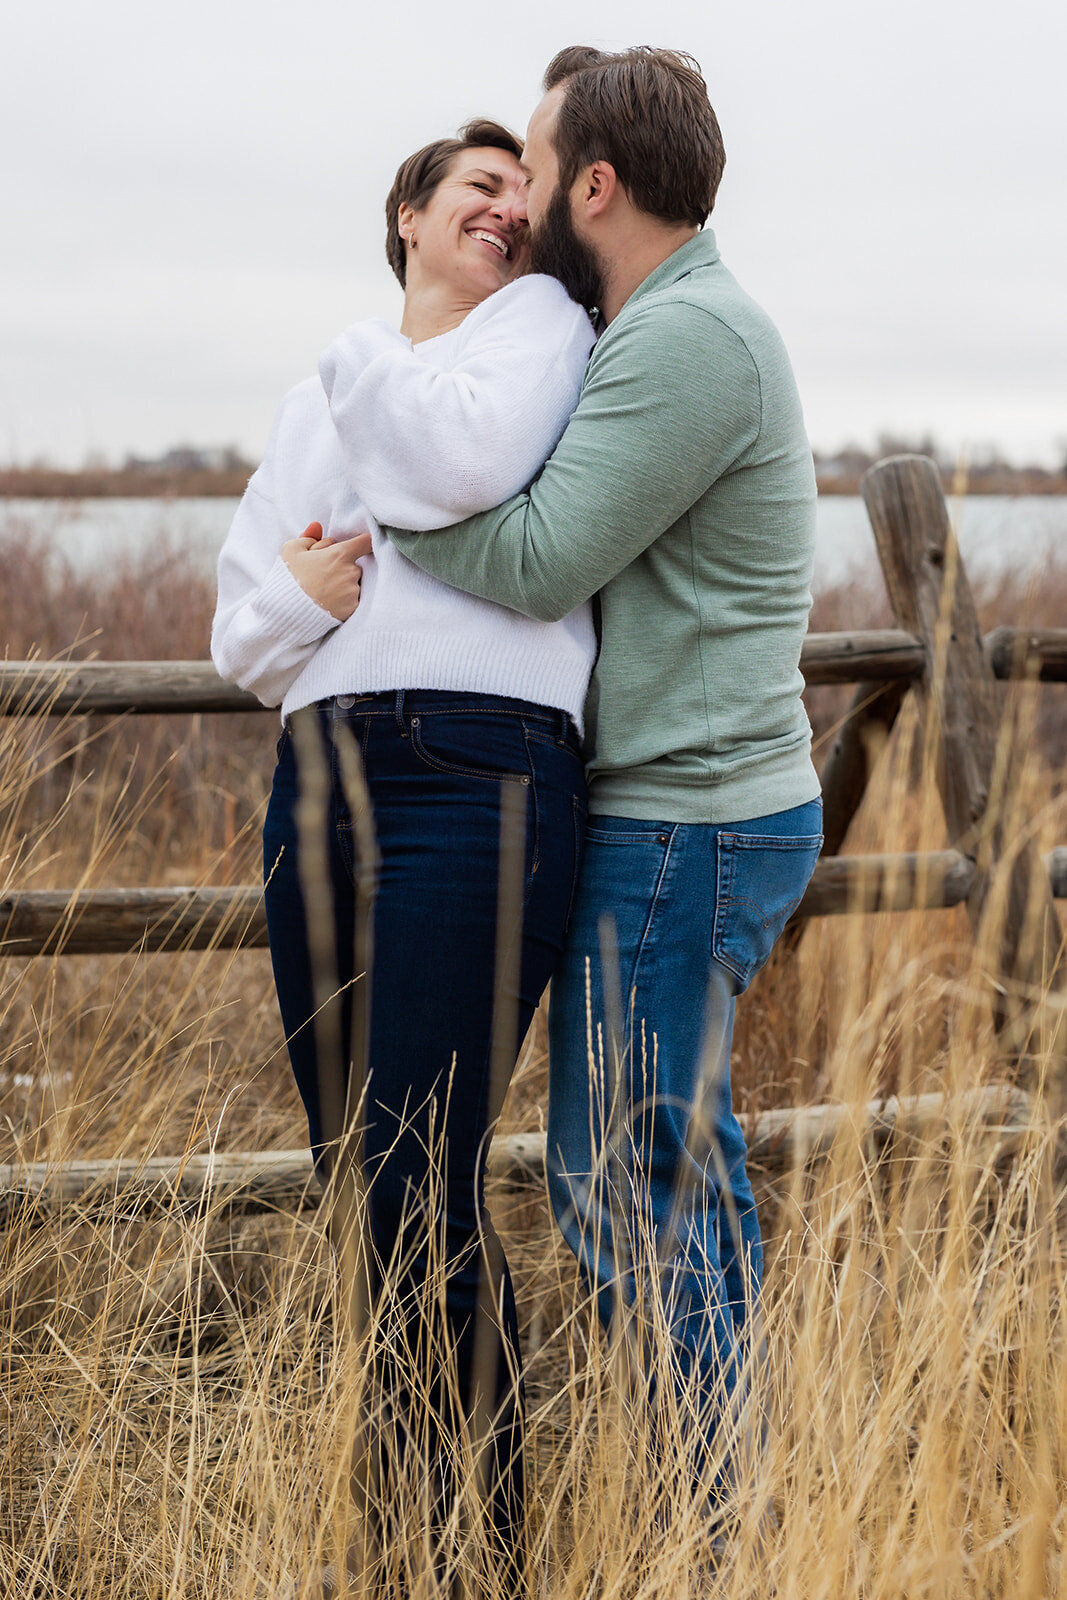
[2,494,1064,593]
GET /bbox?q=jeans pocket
[409,712,530,784]
[712,831,823,991]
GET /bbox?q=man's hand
[281,525,373,622]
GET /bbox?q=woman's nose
[491,187,528,229]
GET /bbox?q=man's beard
[529,183,605,314]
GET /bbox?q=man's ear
[582,160,618,218]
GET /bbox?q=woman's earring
[409,235,416,248]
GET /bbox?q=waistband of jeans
[309,688,577,741]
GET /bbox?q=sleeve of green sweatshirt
[384,299,762,622]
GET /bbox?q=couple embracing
[212,41,822,1591]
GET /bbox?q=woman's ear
[397,201,417,246]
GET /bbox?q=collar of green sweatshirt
[386,228,822,823]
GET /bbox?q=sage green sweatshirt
[387,230,821,823]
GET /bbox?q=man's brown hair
[384,119,523,288]
[542,46,725,227]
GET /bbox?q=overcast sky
[3,0,1064,469]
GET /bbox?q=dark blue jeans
[262,689,586,1576]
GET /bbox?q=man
[387,44,822,1499]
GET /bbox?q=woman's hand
[281,524,373,621]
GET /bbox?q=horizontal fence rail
[1,627,1065,717]
[983,628,1067,684]
[0,886,266,957]
[3,850,1063,959]
[0,660,265,716]
[0,1085,1035,1218]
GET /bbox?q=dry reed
[1,530,1065,1597]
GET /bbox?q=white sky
[3,0,1065,468]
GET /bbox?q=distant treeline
[815,466,1067,496]
[0,463,256,499]
[814,433,1067,495]
[3,445,1066,500]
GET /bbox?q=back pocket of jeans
[712,831,823,991]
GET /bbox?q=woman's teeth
[469,230,508,259]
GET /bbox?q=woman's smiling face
[398,147,530,302]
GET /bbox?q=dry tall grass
[1,531,1065,1597]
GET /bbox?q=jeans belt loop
[394,688,407,736]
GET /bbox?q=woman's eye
[471,182,493,194]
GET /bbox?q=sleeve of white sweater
[210,384,341,707]
[318,275,595,532]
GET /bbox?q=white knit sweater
[211,275,597,729]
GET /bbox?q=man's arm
[385,301,762,622]
[320,276,593,531]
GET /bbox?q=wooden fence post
[861,455,1065,1064]
[813,678,908,859]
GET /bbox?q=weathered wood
[985,627,1067,683]
[793,849,975,919]
[0,1086,1033,1217]
[0,1149,319,1214]
[863,458,998,840]
[0,637,924,721]
[815,679,909,859]
[742,1083,1033,1169]
[777,678,903,959]
[799,631,924,685]
[0,852,1001,959]
[0,886,268,956]
[0,630,1059,722]
[861,456,1065,1035]
[0,661,265,716]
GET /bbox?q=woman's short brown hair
[543,46,725,227]
[384,119,524,288]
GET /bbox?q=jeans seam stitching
[718,833,824,849]
[410,721,530,784]
[326,703,556,726]
[713,836,748,985]
[522,730,541,882]
[566,793,586,927]
[626,826,677,1001]
[585,838,668,851]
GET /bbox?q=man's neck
[400,276,483,344]
[598,223,699,324]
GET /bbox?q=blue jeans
[546,800,822,1483]
[262,690,587,1578]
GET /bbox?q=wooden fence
[1,453,1065,1209]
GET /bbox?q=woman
[211,121,595,1589]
